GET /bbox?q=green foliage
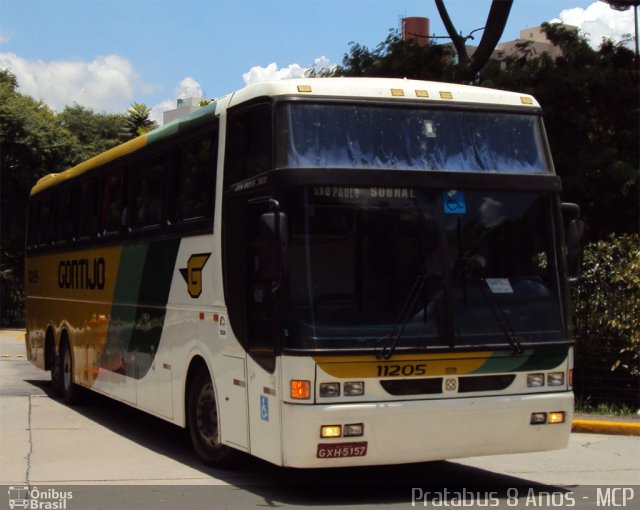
[574,234,640,372]
[333,31,452,81]
[0,69,155,326]
[1,70,81,325]
[124,102,157,138]
[575,396,637,416]
[58,104,130,160]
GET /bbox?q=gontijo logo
[179,253,211,298]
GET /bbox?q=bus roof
[30,78,540,196]
[227,77,540,109]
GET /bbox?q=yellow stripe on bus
[30,135,148,196]
[314,352,492,379]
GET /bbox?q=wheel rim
[195,382,219,447]
[63,347,72,391]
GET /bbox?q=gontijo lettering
[58,257,105,290]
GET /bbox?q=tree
[435,0,513,81]
[124,102,157,138]
[0,71,81,325]
[334,31,452,81]
[58,104,130,161]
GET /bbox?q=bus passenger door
[245,204,286,464]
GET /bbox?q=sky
[0,0,636,123]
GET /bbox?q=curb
[572,419,640,436]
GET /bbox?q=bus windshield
[277,103,551,174]
[281,187,563,351]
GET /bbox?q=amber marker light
[548,412,565,424]
[290,380,311,399]
[321,425,342,438]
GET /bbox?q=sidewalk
[572,413,640,436]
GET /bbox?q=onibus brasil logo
[8,486,73,509]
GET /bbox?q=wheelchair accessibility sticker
[443,190,467,214]
[260,395,269,421]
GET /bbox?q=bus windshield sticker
[424,120,436,138]
[443,190,466,214]
[485,278,514,294]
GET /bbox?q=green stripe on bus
[102,239,180,379]
[471,346,569,374]
[147,101,217,145]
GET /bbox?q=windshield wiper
[479,279,523,355]
[376,271,428,359]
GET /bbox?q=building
[496,24,578,60]
[163,97,201,125]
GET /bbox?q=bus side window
[54,188,73,244]
[174,132,215,223]
[78,179,98,239]
[37,196,52,246]
[225,104,272,186]
[132,158,165,230]
[101,171,126,236]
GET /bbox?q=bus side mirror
[259,212,288,281]
[562,203,585,284]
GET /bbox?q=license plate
[316,441,368,459]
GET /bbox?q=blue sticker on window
[260,395,269,421]
[443,190,467,214]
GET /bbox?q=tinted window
[102,172,125,234]
[54,188,73,243]
[132,159,164,229]
[37,196,52,246]
[78,179,98,238]
[175,135,213,222]
[225,104,272,185]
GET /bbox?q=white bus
[25,78,579,468]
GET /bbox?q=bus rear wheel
[58,338,79,405]
[187,368,239,467]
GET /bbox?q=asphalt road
[1,329,638,510]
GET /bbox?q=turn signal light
[290,380,311,399]
[321,425,342,438]
[548,412,565,424]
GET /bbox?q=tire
[187,368,239,467]
[58,338,79,405]
[48,341,61,396]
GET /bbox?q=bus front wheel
[187,368,239,467]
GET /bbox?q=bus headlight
[344,423,364,437]
[530,412,547,425]
[547,372,565,386]
[344,381,364,396]
[319,382,340,397]
[527,373,545,387]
